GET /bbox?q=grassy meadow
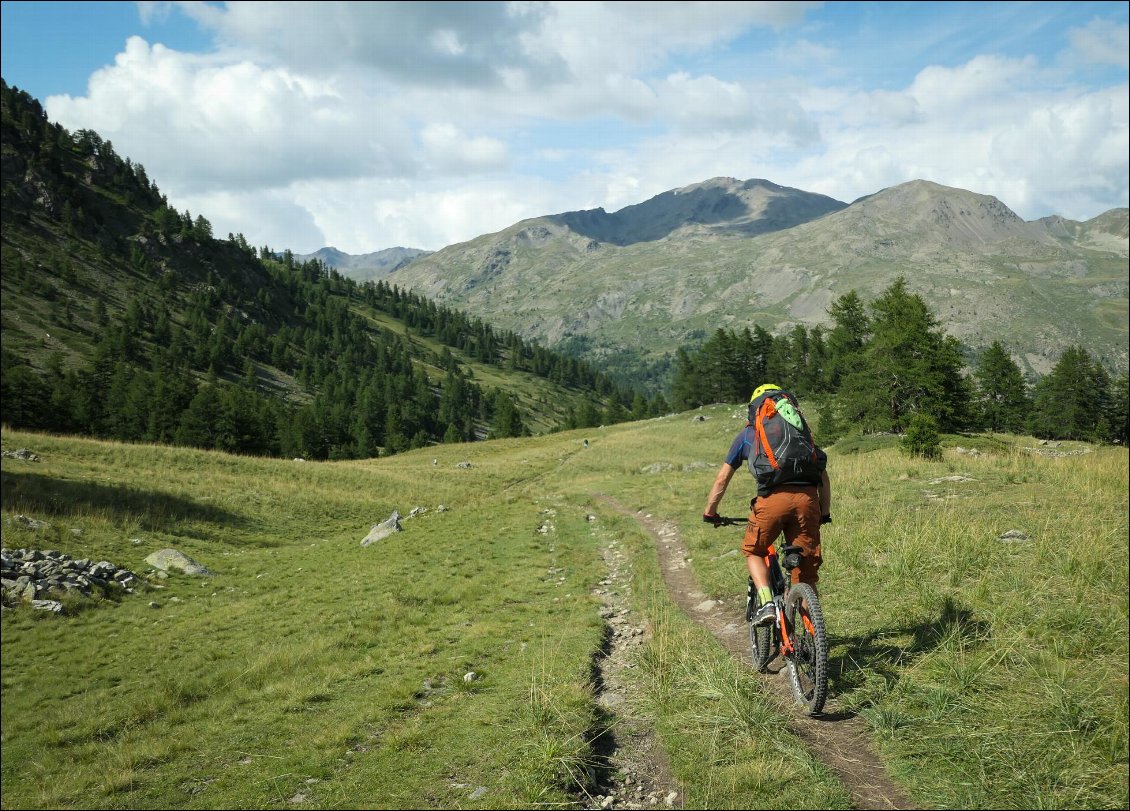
[2,406,1127,810]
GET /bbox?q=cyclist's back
[702,384,831,625]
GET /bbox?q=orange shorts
[741,485,822,585]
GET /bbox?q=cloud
[36,2,1128,253]
[1068,18,1130,69]
[907,54,1042,119]
[419,123,509,173]
[181,188,327,250]
[294,176,564,252]
[567,50,1128,226]
[528,1,816,79]
[190,0,565,87]
[48,37,414,193]
[790,60,1129,222]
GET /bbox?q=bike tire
[783,582,828,715]
[749,597,774,672]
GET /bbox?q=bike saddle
[780,544,804,570]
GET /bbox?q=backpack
[747,389,823,492]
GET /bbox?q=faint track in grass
[596,495,919,811]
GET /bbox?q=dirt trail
[597,496,918,811]
[583,513,682,810]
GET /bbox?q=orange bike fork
[778,611,794,656]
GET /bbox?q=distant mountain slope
[292,246,432,281]
[388,178,1128,377]
[1033,209,1130,255]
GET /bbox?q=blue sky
[2,1,1127,253]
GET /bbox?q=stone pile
[1,547,141,611]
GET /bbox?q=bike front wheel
[783,582,828,715]
[749,597,775,672]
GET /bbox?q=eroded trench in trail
[591,496,919,811]
[577,510,683,811]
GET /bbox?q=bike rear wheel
[748,596,775,672]
[783,582,828,715]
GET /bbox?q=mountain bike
[716,516,829,715]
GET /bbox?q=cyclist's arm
[704,462,738,516]
[819,469,831,516]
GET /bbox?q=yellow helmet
[750,383,781,401]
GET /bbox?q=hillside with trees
[670,280,1128,445]
[0,79,665,459]
[2,77,1125,454]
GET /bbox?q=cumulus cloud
[36,1,1129,252]
[419,123,509,173]
[180,0,566,87]
[789,61,1129,222]
[907,54,1043,119]
[567,48,1128,227]
[48,36,414,193]
[181,187,327,249]
[292,176,563,252]
[657,73,760,135]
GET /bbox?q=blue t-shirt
[724,425,758,469]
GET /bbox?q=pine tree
[901,413,942,459]
[670,347,700,410]
[838,278,968,433]
[1109,374,1129,445]
[0,350,50,429]
[175,384,223,449]
[973,341,1030,432]
[825,290,869,390]
[488,390,526,438]
[1029,346,1107,440]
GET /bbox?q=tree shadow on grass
[827,595,992,698]
[1,469,245,533]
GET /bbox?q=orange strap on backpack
[754,397,780,470]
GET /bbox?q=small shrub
[901,414,942,459]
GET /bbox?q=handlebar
[710,516,746,527]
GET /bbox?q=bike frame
[762,543,803,655]
[720,515,829,714]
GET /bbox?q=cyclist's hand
[820,514,832,525]
[703,513,722,527]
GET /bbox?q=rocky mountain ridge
[373,177,1127,378]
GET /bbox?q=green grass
[2,407,1127,809]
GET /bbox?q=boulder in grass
[144,549,212,576]
[361,512,401,547]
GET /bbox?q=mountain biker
[701,384,831,627]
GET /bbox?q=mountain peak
[678,176,778,192]
[548,177,845,246]
[847,179,1035,247]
